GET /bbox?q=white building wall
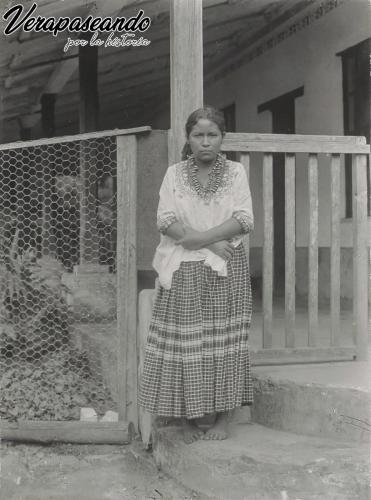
[204,0,370,248]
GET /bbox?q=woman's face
[187,118,224,165]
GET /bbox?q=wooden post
[0,92,3,144]
[169,0,203,164]
[263,153,273,348]
[308,154,318,347]
[330,154,341,345]
[116,135,138,429]
[41,94,56,138]
[79,44,99,134]
[78,44,100,265]
[41,93,57,257]
[285,153,296,347]
[240,153,250,261]
[352,154,368,361]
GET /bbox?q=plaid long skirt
[139,244,253,419]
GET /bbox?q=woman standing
[139,106,253,443]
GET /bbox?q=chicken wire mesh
[0,136,120,422]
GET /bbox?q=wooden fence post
[262,153,273,348]
[116,134,138,429]
[285,153,296,347]
[330,154,341,345]
[352,154,368,361]
[308,154,319,347]
[240,152,251,261]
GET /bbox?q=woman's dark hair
[181,106,226,160]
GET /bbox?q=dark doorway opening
[339,38,370,217]
[258,86,304,294]
[222,103,237,162]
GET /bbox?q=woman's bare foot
[202,411,233,440]
[182,419,204,444]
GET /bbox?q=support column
[169,0,203,164]
[41,93,56,138]
[0,94,4,144]
[78,44,100,267]
[79,44,99,134]
[41,93,57,257]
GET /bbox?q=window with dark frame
[339,38,370,217]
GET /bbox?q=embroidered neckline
[175,155,234,204]
[186,153,226,202]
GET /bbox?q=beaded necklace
[186,153,225,203]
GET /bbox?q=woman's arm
[202,218,242,245]
[176,163,253,251]
[156,167,185,238]
[175,218,242,250]
[163,223,235,260]
[163,222,185,241]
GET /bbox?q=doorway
[258,86,303,294]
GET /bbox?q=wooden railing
[221,133,370,362]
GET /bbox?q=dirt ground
[0,439,201,500]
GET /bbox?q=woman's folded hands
[175,226,234,260]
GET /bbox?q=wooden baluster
[285,153,296,347]
[330,154,341,345]
[308,154,318,346]
[240,151,250,181]
[263,153,273,348]
[138,289,155,449]
[240,152,250,262]
[352,154,368,361]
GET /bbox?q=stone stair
[151,361,370,500]
[251,362,369,442]
[153,421,369,500]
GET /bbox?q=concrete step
[251,362,370,442]
[153,422,369,500]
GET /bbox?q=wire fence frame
[0,127,147,442]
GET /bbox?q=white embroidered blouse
[153,156,254,289]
